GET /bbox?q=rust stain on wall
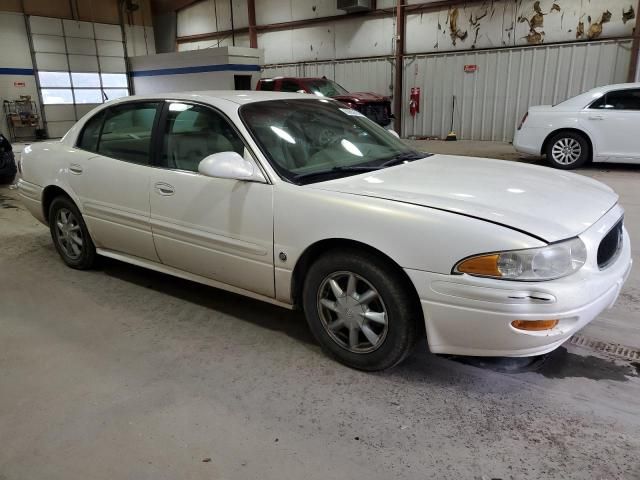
[622,5,635,24]
[448,7,468,45]
[576,20,584,38]
[517,0,562,45]
[586,10,612,39]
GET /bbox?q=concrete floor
[1,142,640,479]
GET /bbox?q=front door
[581,88,640,162]
[68,101,162,261]
[149,101,274,297]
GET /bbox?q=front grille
[358,102,391,127]
[597,219,623,269]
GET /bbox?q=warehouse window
[38,71,129,105]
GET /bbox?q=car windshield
[305,79,349,97]
[239,99,426,184]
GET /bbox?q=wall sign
[14,81,26,87]
[463,65,478,73]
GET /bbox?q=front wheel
[545,132,590,169]
[49,196,96,269]
[302,250,421,371]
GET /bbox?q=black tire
[545,131,590,169]
[49,196,96,269]
[302,249,421,371]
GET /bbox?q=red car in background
[256,76,393,128]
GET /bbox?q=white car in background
[17,91,632,371]
[514,83,640,169]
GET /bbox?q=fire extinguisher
[409,87,420,117]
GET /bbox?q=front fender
[273,185,544,303]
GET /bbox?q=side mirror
[198,151,266,182]
[388,130,400,139]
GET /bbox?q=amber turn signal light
[456,254,501,277]
[511,319,559,331]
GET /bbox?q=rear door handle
[154,182,175,196]
[588,115,604,120]
[69,164,83,174]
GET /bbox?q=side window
[77,110,105,153]
[97,102,160,164]
[161,103,245,172]
[280,79,302,92]
[259,79,275,91]
[590,89,640,110]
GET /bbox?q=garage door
[28,16,130,138]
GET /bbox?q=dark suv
[256,77,393,127]
[0,134,16,184]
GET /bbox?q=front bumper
[405,205,632,357]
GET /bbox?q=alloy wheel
[55,207,84,260]
[316,271,388,354]
[551,137,582,165]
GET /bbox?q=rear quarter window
[77,111,105,153]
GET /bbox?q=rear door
[581,88,640,162]
[148,100,274,297]
[70,101,161,261]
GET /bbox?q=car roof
[585,82,640,94]
[553,82,640,109]
[104,90,312,106]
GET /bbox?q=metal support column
[248,0,257,48]
[393,0,405,136]
[628,0,640,82]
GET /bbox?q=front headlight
[454,237,587,281]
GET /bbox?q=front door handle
[69,164,83,174]
[154,182,175,196]
[588,115,604,120]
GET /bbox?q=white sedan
[18,91,632,370]
[514,82,640,169]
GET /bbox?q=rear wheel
[545,131,590,169]
[49,196,96,269]
[302,249,421,371]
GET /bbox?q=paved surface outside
[1,141,639,479]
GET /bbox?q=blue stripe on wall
[0,67,35,76]
[131,63,261,77]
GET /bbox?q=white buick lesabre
[18,91,632,370]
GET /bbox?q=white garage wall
[406,0,635,54]
[0,11,40,140]
[402,39,633,141]
[176,0,637,139]
[179,0,635,64]
[177,0,249,36]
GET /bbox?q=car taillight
[517,112,528,130]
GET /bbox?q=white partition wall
[28,16,130,138]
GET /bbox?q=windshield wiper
[293,152,432,182]
[293,165,380,182]
[379,152,431,168]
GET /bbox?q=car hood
[308,155,618,242]
[332,92,389,103]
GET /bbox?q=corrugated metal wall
[403,39,633,141]
[263,39,632,141]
